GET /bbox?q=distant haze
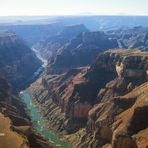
[0,0,147,16]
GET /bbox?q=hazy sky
[0,0,147,16]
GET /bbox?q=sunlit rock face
[0,30,41,89]
[116,63,125,77]
[116,57,147,78]
[97,50,148,102]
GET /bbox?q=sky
[0,0,148,16]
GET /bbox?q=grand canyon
[0,14,148,148]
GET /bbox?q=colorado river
[18,48,47,90]
[32,47,48,68]
[20,48,70,148]
[20,91,70,148]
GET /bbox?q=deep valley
[0,16,148,148]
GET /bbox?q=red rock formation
[28,49,148,147]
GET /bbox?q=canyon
[27,49,148,148]
[0,16,147,148]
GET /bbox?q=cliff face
[34,24,89,60]
[28,49,148,147]
[47,31,118,74]
[28,68,93,133]
[97,49,148,102]
[87,82,148,148]
[0,77,52,148]
[0,30,41,89]
[85,49,148,147]
[29,50,120,133]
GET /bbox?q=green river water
[20,91,70,148]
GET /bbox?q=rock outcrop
[97,49,148,102]
[87,81,148,148]
[85,49,148,147]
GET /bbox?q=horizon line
[0,14,148,17]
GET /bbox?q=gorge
[20,47,70,148]
[0,16,148,148]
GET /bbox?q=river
[20,48,70,148]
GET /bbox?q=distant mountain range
[0,16,148,31]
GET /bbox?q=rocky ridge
[0,30,41,89]
[47,31,118,74]
[28,49,148,147]
[34,24,89,60]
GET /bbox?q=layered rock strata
[28,49,148,148]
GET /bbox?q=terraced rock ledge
[28,49,148,148]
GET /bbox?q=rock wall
[47,31,118,74]
[0,30,41,90]
[28,49,148,147]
